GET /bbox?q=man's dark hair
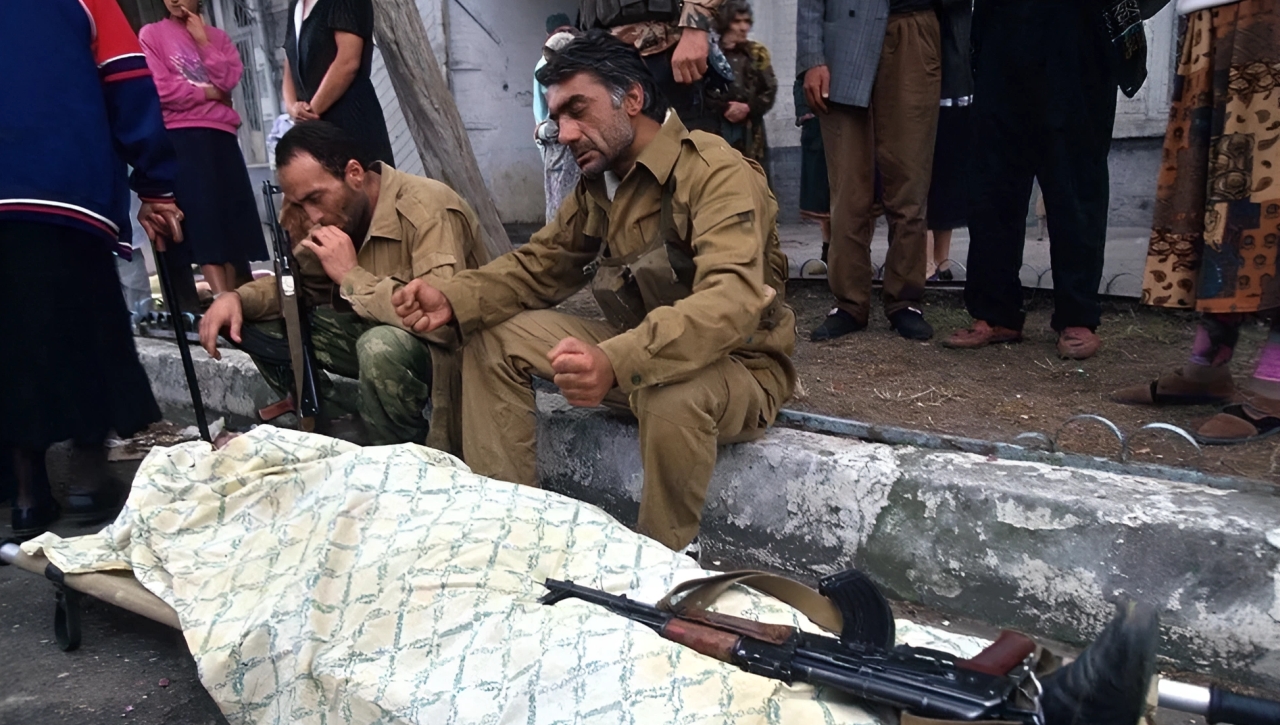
[535,29,669,123]
[275,120,371,178]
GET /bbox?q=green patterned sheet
[23,426,988,725]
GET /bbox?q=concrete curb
[136,338,1280,691]
[535,395,1280,692]
[134,337,357,424]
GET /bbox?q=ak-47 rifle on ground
[541,573,1280,724]
[259,181,320,432]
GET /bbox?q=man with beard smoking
[199,121,487,448]
[393,31,795,552]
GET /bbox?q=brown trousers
[460,309,772,550]
[819,10,941,322]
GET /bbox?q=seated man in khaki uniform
[198,121,487,449]
[393,31,795,551]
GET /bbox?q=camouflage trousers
[235,308,433,445]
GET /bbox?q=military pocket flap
[412,251,459,280]
[691,200,755,239]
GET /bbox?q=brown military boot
[1040,600,1159,725]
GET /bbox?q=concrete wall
[445,0,572,225]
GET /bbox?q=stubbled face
[165,0,198,17]
[546,71,637,178]
[277,153,369,238]
[722,13,752,48]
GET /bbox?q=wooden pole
[372,0,514,259]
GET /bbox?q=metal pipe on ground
[774,409,1271,495]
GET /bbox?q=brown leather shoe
[942,320,1023,349]
[1057,327,1101,360]
[1111,368,1235,406]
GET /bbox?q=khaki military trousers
[237,309,433,446]
[461,309,771,551]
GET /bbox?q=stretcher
[4,539,1278,724]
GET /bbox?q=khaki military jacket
[235,164,488,453]
[237,163,487,323]
[437,115,797,409]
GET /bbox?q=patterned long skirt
[1141,0,1280,313]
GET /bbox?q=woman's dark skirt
[798,117,830,218]
[168,126,269,268]
[0,221,161,448]
[927,104,972,231]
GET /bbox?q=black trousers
[965,0,1118,332]
[644,46,718,134]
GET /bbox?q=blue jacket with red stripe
[0,0,177,253]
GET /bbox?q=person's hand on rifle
[671,28,710,84]
[300,225,359,284]
[138,200,185,251]
[198,292,242,360]
[393,278,454,333]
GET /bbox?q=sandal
[1194,404,1280,445]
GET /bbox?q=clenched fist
[548,337,616,408]
[392,278,454,334]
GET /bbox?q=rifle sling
[657,570,844,636]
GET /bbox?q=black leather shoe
[889,307,934,341]
[1041,600,1159,725]
[12,499,61,541]
[810,309,867,342]
[64,485,124,526]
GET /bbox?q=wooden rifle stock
[659,618,742,665]
[959,630,1038,677]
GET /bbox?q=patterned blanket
[23,426,987,725]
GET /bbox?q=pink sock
[1188,314,1240,368]
[1252,334,1280,383]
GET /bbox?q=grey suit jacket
[796,0,890,108]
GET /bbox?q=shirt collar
[582,113,689,206]
[633,112,689,186]
[364,161,402,243]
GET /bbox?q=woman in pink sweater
[140,0,267,297]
